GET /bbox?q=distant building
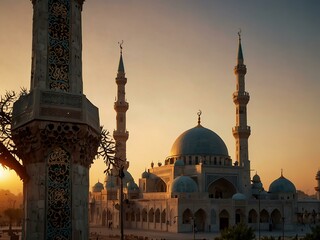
[89,37,320,233]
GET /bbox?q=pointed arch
[161,209,166,223]
[195,208,206,231]
[260,209,269,223]
[156,178,167,192]
[235,208,245,224]
[155,208,160,223]
[208,178,237,199]
[182,208,193,224]
[219,209,229,230]
[248,209,257,223]
[142,208,147,222]
[148,208,154,223]
[271,208,282,229]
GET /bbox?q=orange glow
[0,1,319,196]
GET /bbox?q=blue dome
[92,181,104,192]
[269,175,296,194]
[170,125,228,157]
[171,176,198,193]
[232,193,246,200]
[127,181,139,191]
[174,159,185,166]
[252,174,261,183]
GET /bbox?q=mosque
[89,37,320,233]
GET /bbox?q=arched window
[248,209,257,223]
[155,209,160,223]
[208,178,237,199]
[271,209,281,225]
[260,209,269,223]
[148,208,154,223]
[182,208,192,224]
[156,179,167,192]
[161,209,166,224]
[142,208,147,222]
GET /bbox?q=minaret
[232,32,251,195]
[113,42,129,169]
[315,170,320,200]
[11,1,100,239]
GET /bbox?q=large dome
[269,175,296,194]
[170,124,229,157]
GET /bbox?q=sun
[0,166,9,179]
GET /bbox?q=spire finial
[197,110,202,125]
[237,29,244,63]
[238,29,242,42]
[118,40,124,55]
[281,168,283,177]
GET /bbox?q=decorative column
[12,1,100,239]
[232,32,251,196]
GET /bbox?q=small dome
[171,176,198,193]
[141,170,150,179]
[92,181,104,192]
[269,175,296,194]
[252,174,261,183]
[174,159,185,166]
[170,125,229,157]
[127,181,139,191]
[232,193,246,200]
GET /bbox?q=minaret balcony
[233,91,250,104]
[232,126,251,138]
[113,130,129,140]
[114,101,129,111]
[116,76,127,85]
[234,64,247,74]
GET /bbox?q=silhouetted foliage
[0,90,28,180]
[96,127,118,173]
[261,236,277,240]
[303,224,320,240]
[214,222,255,240]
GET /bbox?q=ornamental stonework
[12,121,100,167]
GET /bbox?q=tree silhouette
[303,225,320,240]
[0,90,28,180]
[214,222,256,240]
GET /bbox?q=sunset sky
[0,1,319,195]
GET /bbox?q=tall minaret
[232,32,251,194]
[113,42,129,169]
[11,1,100,239]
